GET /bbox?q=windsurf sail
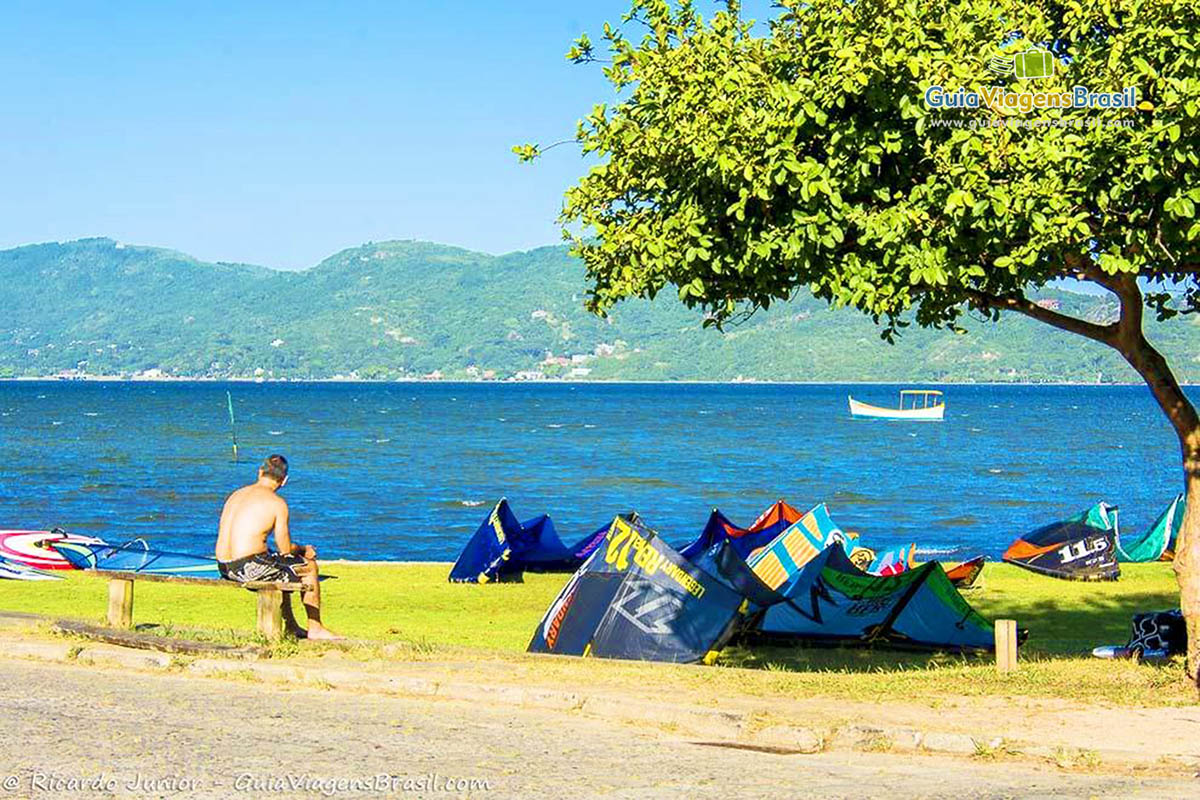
[678,500,803,560]
[448,498,609,583]
[528,515,769,664]
[1003,503,1120,581]
[0,530,106,570]
[755,545,997,651]
[0,553,60,581]
[1116,495,1185,563]
[52,540,222,578]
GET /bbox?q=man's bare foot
[304,623,343,641]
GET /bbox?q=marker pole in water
[226,391,239,462]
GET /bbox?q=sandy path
[0,659,1196,798]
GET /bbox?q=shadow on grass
[973,590,1180,655]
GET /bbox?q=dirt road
[0,658,1193,799]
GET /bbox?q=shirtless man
[215,454,339,640]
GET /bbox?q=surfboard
[52,539,222,579]
[1091,645,1132,659]
[0,530,106,570]
[0,553,60,581]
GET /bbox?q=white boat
[848,390,945,421]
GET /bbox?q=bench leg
[256,588,285,641]
[107,578,134,629]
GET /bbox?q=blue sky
[1,1,776,269]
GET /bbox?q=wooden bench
[81,570,307,641]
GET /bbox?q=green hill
[2,237,1197,382]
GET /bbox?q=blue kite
[449,498,609,583]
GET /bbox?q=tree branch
[1102,277,1200,450]
[961,288,1118,346]
[967,281,1199,446]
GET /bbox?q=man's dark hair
[260,454,288,482]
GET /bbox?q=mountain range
[2,237,1197,383]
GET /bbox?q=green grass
[0,562,1192,706]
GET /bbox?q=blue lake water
[0,381,1186,562]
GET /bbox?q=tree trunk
[1118,329,1200,683]
[1176,439,1200,684]
[989,275,1200,682]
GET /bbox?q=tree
[522,0,1200,677]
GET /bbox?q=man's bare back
[216,483,289,562]
[215,455,340,640]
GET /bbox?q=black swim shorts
[218,552,306,583]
